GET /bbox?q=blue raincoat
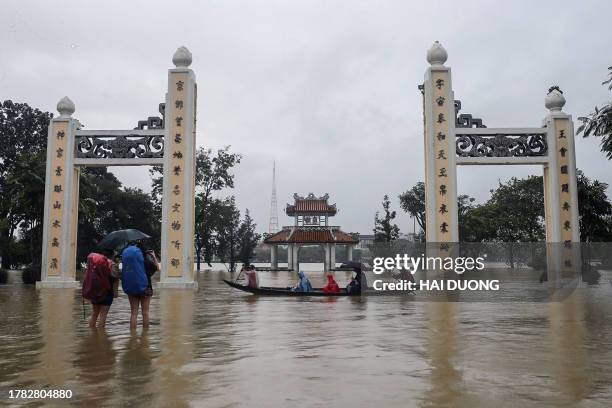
[292,271,313,292]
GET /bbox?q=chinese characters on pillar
[47,124,69,275]
[555,121,574,268]
[432,72,451,243]
[166,75,189,273]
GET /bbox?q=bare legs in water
[89,304,110,328]
[128,295,151,328]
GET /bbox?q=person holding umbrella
[98,229,158,328]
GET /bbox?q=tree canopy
[577,66,612,159]
[374,195,400,242]
[400,173,612,243]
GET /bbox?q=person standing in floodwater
[82,248,115,328]
[121,241,159,328]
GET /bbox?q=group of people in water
[84,248,365,328]
[82,241,159,329]
[243,264,367,294]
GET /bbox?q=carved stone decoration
[454,99,486,128]
[75,134,164,159]
[135,103,165,130]
[545,86,565,112]
[456,133,548,157]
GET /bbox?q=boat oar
[234,268,244,284]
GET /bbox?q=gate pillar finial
[172,46,192,68]
[57,96,75,118]
[426,41,448,66]
[545,86,566,112]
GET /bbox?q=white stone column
[287,244,294,270]
[160,47,198,289]
[542,88,580,277]
[330,244,336,270]
[543,88,579,244]
[323,244,330,272]
[38,97,80,288]
[347,245,353,262]
[270,245,278,270]
[423,42,458,243]
[292,245,299,271]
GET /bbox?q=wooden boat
[223,279,358,296]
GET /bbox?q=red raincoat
[323,274,340,294]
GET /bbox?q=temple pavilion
[264,193,359,271]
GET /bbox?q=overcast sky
[2,0,611,234]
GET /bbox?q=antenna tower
[268,161,279,233]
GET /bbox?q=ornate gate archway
[422,42,579,271]
[38,47,198,289]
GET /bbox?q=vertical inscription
[166,73,188,277]
[46,122,68,275]
[432,71,451,242]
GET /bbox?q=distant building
[264,193,359,271]
[356,234,375,250]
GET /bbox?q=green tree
[0,100,51,268]
[374,195,400,242]
[485,176,545,242]
[151,146,241,270]
[215,197,241,272]
[4,151,47,266]
[77,167,160,266]
[237,209,261,266]
[399,182,476,240]
[399,182,425,233]
[577,170,612,242]
[577,67,612,159]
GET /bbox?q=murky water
[1,268,612,407]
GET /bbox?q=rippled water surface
[1,269,612,407]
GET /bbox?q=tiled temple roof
[286,193,337,216]
[264,227,358,244]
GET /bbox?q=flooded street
[1,269,612,407]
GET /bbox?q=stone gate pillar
[38,97,80,288]
[423,42,458,243]
[543,88,579,244]
[160,47,198,289]
[543,88,580,277]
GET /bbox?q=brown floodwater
[1,269,612,407]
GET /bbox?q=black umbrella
[98,229,151,251]
[340,261,362,271]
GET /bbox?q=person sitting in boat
[347,266,367,295]
[292,271,313,292]
[323,273,340,294]
[244,264,259,288]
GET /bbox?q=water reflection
[423,302,464,408]
[0,270,611,407]
[549,291,589,406]
[75,329,117,406]
[21,289,77,387]
[154,289,195,407]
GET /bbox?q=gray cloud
[1,0,610,234]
